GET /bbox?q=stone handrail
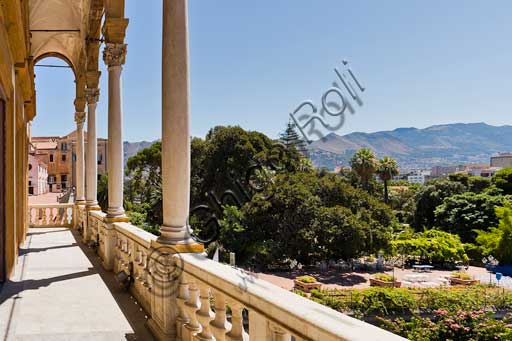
[80,212,405,341]
[173,252,406,341]
[28,203,74,228]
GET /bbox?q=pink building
[28,153,48,195]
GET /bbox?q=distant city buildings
[30,129,108,194]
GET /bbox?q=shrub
[378,310,512,340]
[295,275,317,284]
[451,271,472,280]
[374,273,396,282]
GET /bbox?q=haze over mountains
[308,123,512,170]
[122,123,512,171]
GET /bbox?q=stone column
[158,0,200,250]
[86,88,101,210]
[103,43,128,221]
[74,111,86,203]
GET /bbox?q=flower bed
[294,275,322,292]
[370,273,402,288]
[449,271,478,286]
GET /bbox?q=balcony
[0,204,406,340]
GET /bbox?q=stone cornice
[103,43,127,67]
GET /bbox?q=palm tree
[377,156,399,203]
[350,148,377,190]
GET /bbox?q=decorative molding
[86,88,100,104]
[75,111,86,124]
[103,43,127,66]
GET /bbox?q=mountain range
[307,123,512,170]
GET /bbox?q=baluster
[183,279,201,340]
[42,208,47,226]
[226,300,248,341]
[210,290,229,341]
[63,209,68,226]
[176,276,190,341]
[196,282,214,340]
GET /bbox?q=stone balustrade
[78,210,406,341]
[28,204,74,228]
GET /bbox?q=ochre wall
[0,1,34,280]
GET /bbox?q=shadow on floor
[19,243,79,256]
[70,230,154,340]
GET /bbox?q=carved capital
[86,88,100,104]
[103,43,127,66]
[75,111,86,125]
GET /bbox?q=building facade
[31,130,107,192]
[28,153,48,195]
[491,153,512,168]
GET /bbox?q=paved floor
[0,228,153,340]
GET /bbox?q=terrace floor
[0,227,153,340]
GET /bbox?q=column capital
[86,88,100,105]
[74,111,86,125]
[103,43,127,67]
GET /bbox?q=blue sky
[32,0,512,142]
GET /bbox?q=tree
[97,174,108,212]
[279,120,308,156]
[350,148,377,190]
[376,157,399,203]
[492,168,512,195]
[434,192,510,242]
[468,176,491,193]
[390,230,468,264]
[412,179,466,229]
[474,204,512,264]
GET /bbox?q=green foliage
[492,167,512,194]
[450,271,472,280]
[374,273,396,282]
[295,275,317,283]
[350,148,378,190]
[378,310,512,341]
[468,176,491,193]
[350,288,418,316]
[434,192,510,243]
[97,174,108,212]
[279,120,308,156]
[496,205,512,264]
[412,179,467,229]
[390,230,468,264]
[239,172,396,266]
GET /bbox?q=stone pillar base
[86,204,102,211]
[104,215,130,223]
[150,239,204,254]
[147,319,176,341]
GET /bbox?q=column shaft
[159,0,193,244]
[106,65,125,218]
[86,89,100,208]
[75,112,86,202]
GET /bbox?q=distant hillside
[123,140,156,166]
[308,122,512,169]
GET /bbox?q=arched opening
[30,56,76,200]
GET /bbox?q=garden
[296,286,512,340]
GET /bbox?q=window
[61,175,67,183]
[50,154,54,162]
[97,154,102,165]
[28,164,32,170]
[61,142,68,151]
[28,181,31,186]
[62,154,66,162]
